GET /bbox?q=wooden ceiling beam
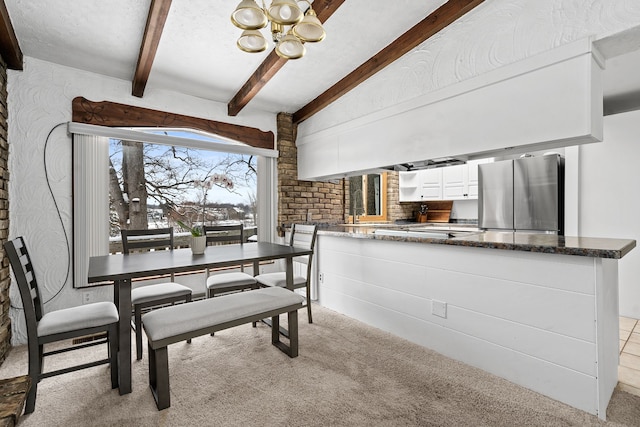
[72,97,274,149]
[227,0,346,117]
[0,0,23,70]
[132,0,172,98]
[293,0,486,124]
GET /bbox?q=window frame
[70,123,278,287]
[347,172,388,223]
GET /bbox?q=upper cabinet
[297,39,602,181]
[399,159,491,202]
[421,168,443,201]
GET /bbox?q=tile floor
[618,316,640,396]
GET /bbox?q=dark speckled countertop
[318,224,636,259]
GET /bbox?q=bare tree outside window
[109,139,257,237]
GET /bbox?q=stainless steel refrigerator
[478,154,564,234]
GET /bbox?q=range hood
[390,157,466,172]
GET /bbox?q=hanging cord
[10,122,69,309]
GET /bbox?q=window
[348,173,387,223]
[108,138,257,238]
[71,124,278,288]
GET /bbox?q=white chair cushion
[206,272,256,289]
[131,282,192,305]
[37,301,119,337]
[255,272,307,289]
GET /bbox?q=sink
[374,229,452,239]
[339,223,397,227]
[410,225,480,232]
[374,228,480,239]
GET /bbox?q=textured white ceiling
[4,0,640,116]
[4,0,448,114]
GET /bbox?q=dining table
[87,241,313,395]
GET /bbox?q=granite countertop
[318,224,636,259]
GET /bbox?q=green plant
[176,220,203,237]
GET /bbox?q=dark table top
[88,242,312,283]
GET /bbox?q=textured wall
[6,57,276,344]
[299,0,640,137]
[0,55,10,363]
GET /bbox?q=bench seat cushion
[142,287,304,346]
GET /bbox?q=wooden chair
[203,224,257,299]
[3,237,119,414]
[255,224,318,323]
[121,228,192,360]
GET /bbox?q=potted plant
[176,220,207,255]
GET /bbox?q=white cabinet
[442,164,467,199]
[398,171,421,202]
[467,159,483,198]
[399,159,492,202]
[420,168,443,200]
[442,160,491,200]
[399,169,442,202]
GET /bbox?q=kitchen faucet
[352,189,364,224]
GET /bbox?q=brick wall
[0,55,11,363]
[276,113,418,228]
[276,113,344,231]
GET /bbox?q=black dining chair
[203,224,257,299]
[255,224,318,323]
[202,224,258,336]
[121,228,193,360]
[3,236,119,414]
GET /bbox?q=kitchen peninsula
[314,225,635,419]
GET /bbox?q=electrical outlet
[319,273,324,283]
[432,300,447,318]
[82,291,92,305]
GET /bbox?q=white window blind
[72,133,110,288]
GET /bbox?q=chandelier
[231,0,326,60]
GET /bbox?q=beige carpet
[2,304,640,427]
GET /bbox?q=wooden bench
[142,287,305,410]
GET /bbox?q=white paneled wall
[316,235,619,419]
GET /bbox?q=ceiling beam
[293,0,486,124]
[0,0,23,70]
[132,0,172,97]
[227,0,346,117]
[72,97,274,149]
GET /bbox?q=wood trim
[72,97,274,150]
[0,0,23,70]
[132,0,172,97]
[293,0,486,124]
[228,53,287,117]
[227,0,345,117]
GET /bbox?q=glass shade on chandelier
[231,0,325,59]
[237,30,267,53]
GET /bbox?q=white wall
[300,0,640,136]
[6,57,276,344]
[578,110,640,318]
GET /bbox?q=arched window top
[126,127,249,148]
[71,97,274,150]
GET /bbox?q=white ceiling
[4,0,448,115]
[4,0,640,117]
